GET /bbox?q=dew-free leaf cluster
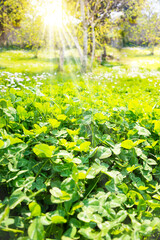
[0,64,160,240]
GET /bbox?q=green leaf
[109,193,127,208]
[33,144,55,158]
[22,125,34,136]
[0,117,6,128]
[121,140,134,149]
[51,216,67,224]
[112,144,121,155]
[17,106,28,120]
[86,163,102,179]
[138,186,148,190]
[57,114,67,121]
[117,183,128,194]
[94,112,107,123]
[9,190,26,209]
[70,202,84,215]
[10,137,23,145]
[135,125,151,137]
[28,218,44,240]
[79,227,101,239]
[63,226,77,239]
[0,139,10,149]
[58,150,74,162]
[154,120,160,135]
[152,194,160,201]
[16,235,31,240]
[115,210,128,223]
[61,237,73,240]
[97,146,112,159]
[72,165,79,183]
[133,139,146,146]
[0,206,10,224]
[146,200,160,209]
[1,228,24,233]
[126,190,143,207]
[3,135,23,145]
[0,99,8,108]
[39,216,52,226]
[50,187,71,203]
[34,125,47,135]
[78,171,86,180]
[79,141,91,152]
[48,119,60,128]
[78,212,103,224]
[29,202,41,217]
[127,165,141,173]
[137,199,147,212]
[69,218,81,228]
[147,158,157,165]
[105,179,118,193]
[103,170,123,184]
[0,140,4,148]
[3,218,14,226]
[67,128,80,136]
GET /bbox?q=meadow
[0,47,160,240]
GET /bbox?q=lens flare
[37,0,64,29]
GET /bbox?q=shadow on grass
[17,56,81,65]
[0,46,22,52]
[0,55,81,75]
[0,66,6,70]
[17,56,59,63]
[135,53,156,57]
[102,61,122,68]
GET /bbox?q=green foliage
[0,49,160,239]
[28,218,44,240]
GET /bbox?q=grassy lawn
[0,46,160,74]
[0,49,81,74]
[0,47,160,240]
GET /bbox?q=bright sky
[147,0,160,13]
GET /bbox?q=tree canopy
[0,0,159,70]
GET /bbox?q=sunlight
[39,0,64,29]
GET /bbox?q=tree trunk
[150,45,154,55]
[83,24,88,72]
[101,46,107,63]
[91,23,96,69]
[149,41,154,55]
[66,28,83,63]
[88,29,92,56]
[80,0,88,72]
[33,48,38,58]
[73,36,83,63]
[58,30,65,71]
[59,46,65,71]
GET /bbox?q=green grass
[0,47,160,240]
[0,46,159,75]
[120,47,160,70]
[0,50,56,74]
[0,49,81,74]
[96,45,160,70]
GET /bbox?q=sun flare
[39,0,64,28]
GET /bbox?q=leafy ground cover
[0,49,160,239]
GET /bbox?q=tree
[66,0,139,71]
[121,0,160,52]
[0,0,26,45]
[137,0,160,54]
